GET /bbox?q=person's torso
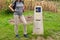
[15,2,24,12]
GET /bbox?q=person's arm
[23,5,26,12]
[9,4,15,12]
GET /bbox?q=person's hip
[14,12,23,16]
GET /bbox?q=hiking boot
[24,34,28,38]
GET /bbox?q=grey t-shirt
[12,2,24,15]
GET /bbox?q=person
[9,0,28,38]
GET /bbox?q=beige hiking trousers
[14,15,27,35]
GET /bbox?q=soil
[9,16,34,24]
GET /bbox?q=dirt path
[9,16,34,24]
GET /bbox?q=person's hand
[23,9,24,12]
[23,5,26,12]
[12,9,15,12]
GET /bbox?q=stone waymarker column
[33,6,44,35]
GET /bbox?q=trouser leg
[14,15,19,35]
[20,15,27,34]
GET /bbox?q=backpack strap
[22,1,24,4]
[12,1,16,10]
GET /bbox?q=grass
[43,11,60,37]
[0,10,60,40]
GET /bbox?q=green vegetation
[0,0,60,40]
[0,10,60,40]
